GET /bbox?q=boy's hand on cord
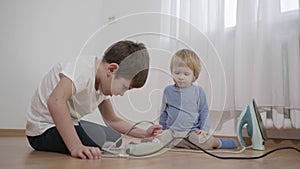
[145,124,163,137]
[70,145,102,160]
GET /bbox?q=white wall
[81,0,168,127]
[0,0,104,129]
[0,0,164,129]
[0,0,235,136]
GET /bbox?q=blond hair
[170,49,201,81]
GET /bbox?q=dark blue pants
[27,120,122,155]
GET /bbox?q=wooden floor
[0,136,300,169]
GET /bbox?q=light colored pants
[158,129,215,150]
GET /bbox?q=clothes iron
[237,99,267,150]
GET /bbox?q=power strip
[125,141,164,156]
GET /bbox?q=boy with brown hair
[26,40,163,159]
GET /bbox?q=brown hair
[102,40,150,88]
[170,49,201,81]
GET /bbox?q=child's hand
[145,124,163,138]
[70,145,101,160]
[194,130,208,135]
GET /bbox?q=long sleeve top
[159,84,210,132]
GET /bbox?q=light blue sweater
[159,84,210,132]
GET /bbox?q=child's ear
[106,63,119,76]
[107,63,119,75]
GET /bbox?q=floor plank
[0,136,299,169]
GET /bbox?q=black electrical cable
[182,137,300,160]
[126,136,300,159]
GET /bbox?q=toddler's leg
[186,132,216,150]
[157,129,189,148]
[187,132,238,149]
[156,129,173,146]
[216,137,237,149]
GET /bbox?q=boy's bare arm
[98,99,147,137]
[98,100,162,138]
[47,77,101,159]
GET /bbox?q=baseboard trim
[0,129,26,137]
[266,128,300,140]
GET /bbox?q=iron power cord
[126,136,300,159]
[182,137,300,160]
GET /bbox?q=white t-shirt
[26,56,108,136]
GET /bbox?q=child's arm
[195,87,210,132]
[47,77,101,159]
[98,99,162,138]
[159,92,168,130]
[159,112,167,130]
